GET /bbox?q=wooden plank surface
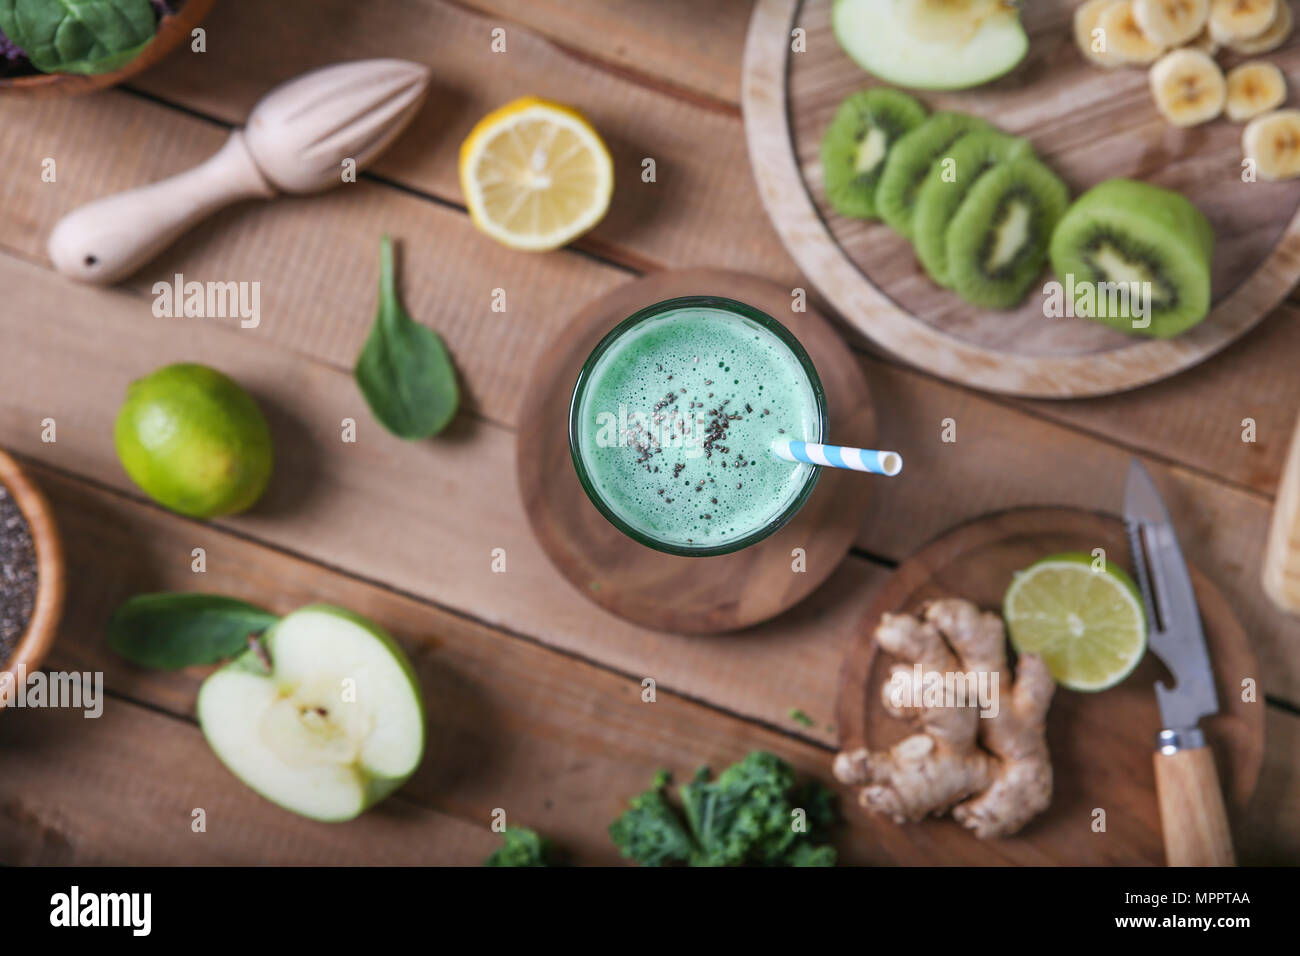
[2,460,1291,864]
[1,251,1295,709]
[452,0,753,105]
[0,254,881,742]
[1,699,493,865]
[0,93,626,428]
[0,17,1295,491]
[1,0,1296,866]
[3,464,902,866]
[1006,306,1300,495]
[130,0,793,282]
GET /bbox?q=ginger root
[834,598,1055,839]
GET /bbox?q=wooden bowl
[0,0,215,96]
[0,449,64,706]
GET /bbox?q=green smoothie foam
[574,302,822,551]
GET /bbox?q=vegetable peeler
[1125,458,1235,867]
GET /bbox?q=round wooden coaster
[835,507,1264,866]
[742,0,1300,397]
[516,269,876,633]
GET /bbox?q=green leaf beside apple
[109,595,425,822]
[108,593,279,669]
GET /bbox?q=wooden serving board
[516,268,877,633]
[743,0,1300,397]
[836,507,1264,865]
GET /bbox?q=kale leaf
[610,752,838,867]
[484,827,555,867]
[607,770,697,867]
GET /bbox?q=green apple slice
[197,604,425,822]
[833,0,1029,91]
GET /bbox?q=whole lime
[114,364,274,518]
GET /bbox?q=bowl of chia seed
[0,448,64,706]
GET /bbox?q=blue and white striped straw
[771,439,902,477]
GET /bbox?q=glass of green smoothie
[569,296,826,556]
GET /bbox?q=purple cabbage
[0,28,25,63]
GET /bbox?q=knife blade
[1124,459,1220,731]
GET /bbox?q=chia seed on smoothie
[572,300,823,553]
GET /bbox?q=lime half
[1003,553,1147,692]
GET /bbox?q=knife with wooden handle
[1125,460,1235,867]
[1263,411,1300,615]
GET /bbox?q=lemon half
[459,97,614,251]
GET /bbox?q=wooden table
[0,0,1296,865]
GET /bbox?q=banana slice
[1135,0,1211,45]
[1076,0,1131,65]
[1227,0,1293,52]
[1243,108,1300,178]
[1209,0,1278,42]
[1226,61,1288,120]
[1076,0,1127,66]
[1149,48,1227,125]
[1101,0,1168,63]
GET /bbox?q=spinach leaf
[355,235,459,440]
[0,0,158,75]
[107,593,279,670]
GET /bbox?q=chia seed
[0,483,39,665]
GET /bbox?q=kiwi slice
[912,131,1034,288]
[1049,179,1214,339]
[820,89,928,219]
[946,157,1070,310]
[876,111,991,239]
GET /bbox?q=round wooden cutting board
[742,0,1300,397]
[516,269,877,633]
[835,507,1264,865]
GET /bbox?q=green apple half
[197,604,425,822]
[833,0,1029,91]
